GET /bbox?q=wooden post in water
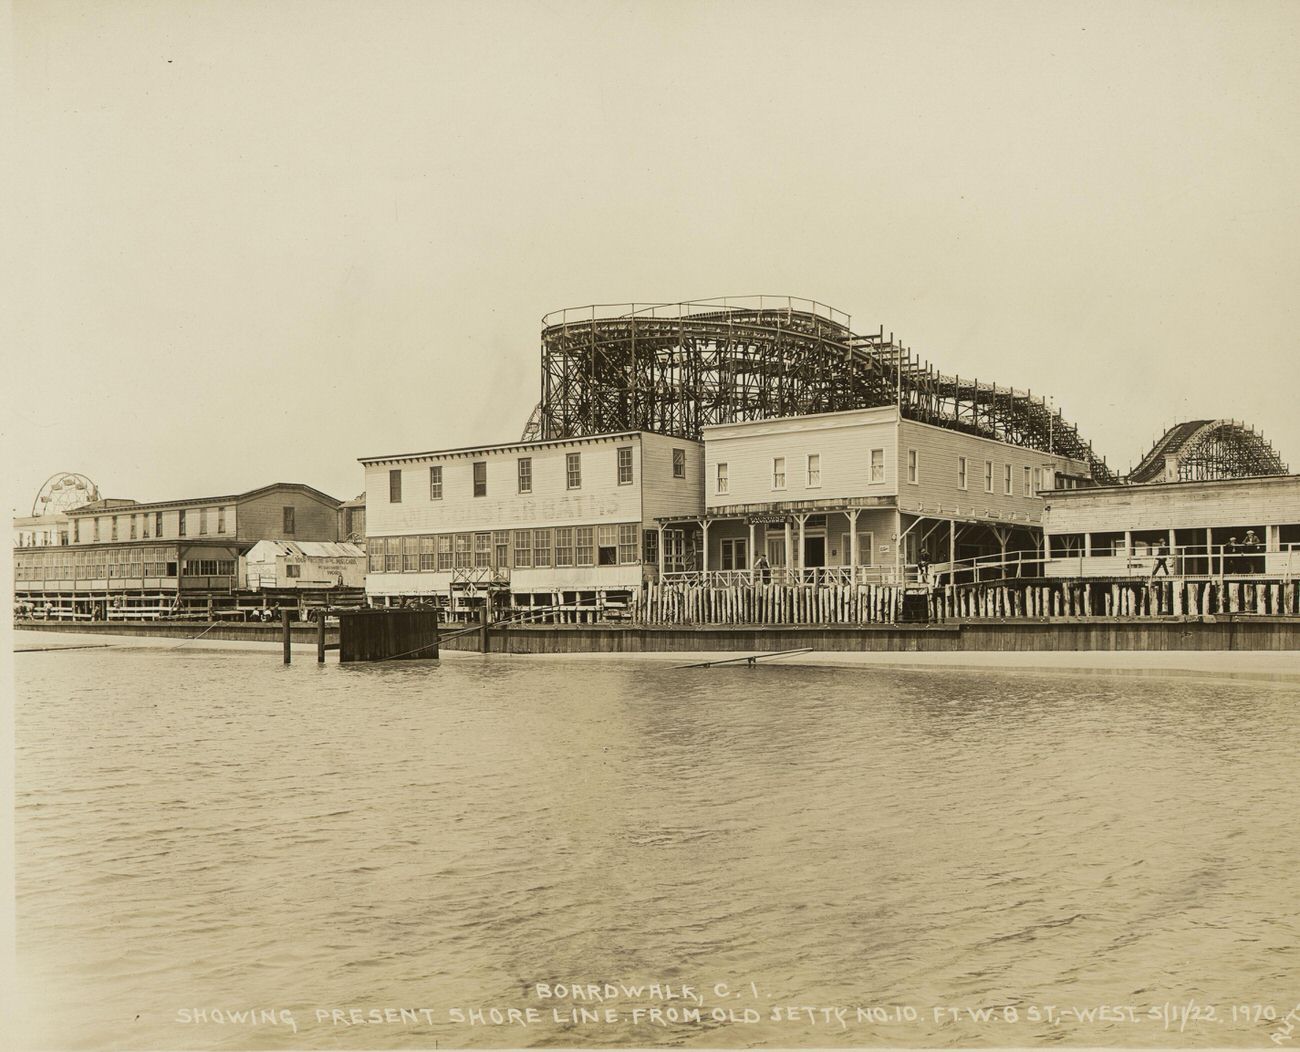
[281,607,292,664]
[479,593,492,654]
[317,610,326,663]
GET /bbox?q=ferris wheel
[32,472,100,517]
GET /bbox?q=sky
[6,0,1300,514]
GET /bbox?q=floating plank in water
[675,647,814,670]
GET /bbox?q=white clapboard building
[242,540,368,591]
[360,431,703,619]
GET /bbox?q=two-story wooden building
[13,482,343,620]
[654,406,1091,583]
[360,431,703,619]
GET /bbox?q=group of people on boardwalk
[1149,529,1265,577]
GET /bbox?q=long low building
[14,482,345,619]
[360,430,702,619]
[1042,474,1300,578]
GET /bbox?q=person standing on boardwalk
[1151,540,1171,577]
[753,552,771,583]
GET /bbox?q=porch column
[796,514,808,571]
[748,520,756,569]
[700,520,710,572]
[657,524,665,576]
[949,519,956,571]
[783,520,793,569]
[848,509,861,579]
[894,509,903,585]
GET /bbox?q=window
[617,447,633,485]
[618,524,638,564]
[772,456,786,490]
[907,449,919,485]
[532,528,552,568]
[575,526,595,566]
[177,511,185,538]
[720,538,748,571]
[555,527,574,567]
[389,469,402,503]
[493,530,509,568]
[984,460,994,493]
[673,448,686,479]
[1033,467,1043,496]
[92,518,100,542]
[199,509,208,535]
[517,457,531,494]
[807,454,821,488]
[597,525,619,565]
[72,519,80,543]
[566,452,582,490]
[217,506,226,533]
[403,536,420,572]
[130,515,138,540]
[870,449,885,484]
[420,536,436,570]
[436,535,453,571]
[286,564,301,578]
[716,462,729,494]
[283,506,295,534]
[474,532,491,568]
[643,529,659,566]
[155,511,163,537]
[1004,464,1013,495]
[840,531,875,566]
[1023,465,1032,496]
[473,461,487,498]
[454,533,471,569]
[958,457,968,490]
[513,530,533,568]
[429,466,443,500]
[384,537,401,573]
[111,516,119,541]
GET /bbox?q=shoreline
[13,626,1300,681]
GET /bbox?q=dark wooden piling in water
[338,609,440,663]
[317,614,326,663]
[281,608,292,664]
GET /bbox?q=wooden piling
[281,607,292,664]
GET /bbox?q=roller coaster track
[538,297,1118,482]
[1127,419,1288,483]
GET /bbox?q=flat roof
[1048,473,1300,497]
[358,430,700,465]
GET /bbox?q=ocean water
[12,640,1300,1049]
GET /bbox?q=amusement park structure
[1127,419,1288,483]
[530,297,1290,486]
[533,297,1119,483]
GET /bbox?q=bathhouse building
[1042,474,1300,579]
[654,406,1091,583]
[13,482,344,620]
[360,431,703,619]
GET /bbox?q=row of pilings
[630,577,1300,626]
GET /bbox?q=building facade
[14,482,343,619]
[1043,474,1300,578]
[655,407,1091,582]
[361,431,703,617]
[243,540,367,591]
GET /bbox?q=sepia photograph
[5,1,1299,1049]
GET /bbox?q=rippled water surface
[13,641,1300,1049]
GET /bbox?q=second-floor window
[473,461,487,498]
[1023,465,1032,496]
[773,456,786,490]
[566,452,582,490]
[283,506,295,534]
[1004,464,1013,495]
[155,511,163,536]
[716,462,728,494]
[199,508,208,535]
[617,446,633,485]
[430,466,442,500]
[217,506,226,533]
[870,448,885,484]
[984,460,994,493]
[806,454,821,488]
[908,449,919,484]
[672,448,686,479]
[111,516,119,541]
[958,457,968,490]
[177,511,185,537]
[389,469,402,503]
[130,515,138,540]
[517,457,531,494]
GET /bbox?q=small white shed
[243,540,367,590]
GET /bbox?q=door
[804,535,826,568]
[766,536,787,567]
